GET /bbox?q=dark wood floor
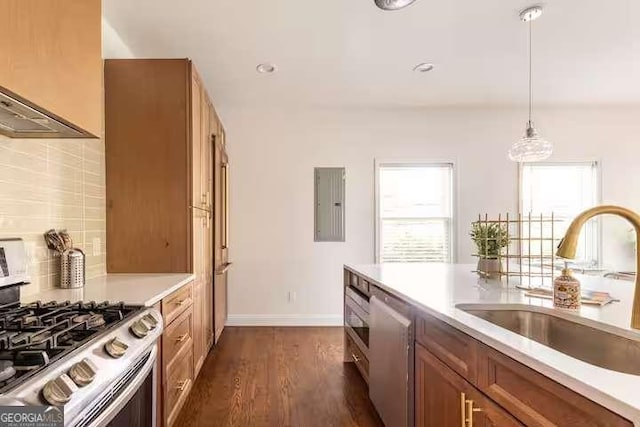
[175,327,383,427]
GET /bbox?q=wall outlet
[288,291,297,303]
[92,237,101,256]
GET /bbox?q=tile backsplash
[0,136,106,296]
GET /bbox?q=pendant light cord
[528,19,533,124]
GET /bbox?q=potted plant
[470,222,510,279]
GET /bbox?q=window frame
[517,160,602,265]
[374,159,457,264]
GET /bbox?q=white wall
[102,18,135,59]
[221,106,640,325]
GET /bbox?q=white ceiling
[104,0,640,110]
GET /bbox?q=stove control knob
[43,374,77,406]
[142,313,158,330]
[104,337,128,358]
[69,358,98,386]
[130,320,150,338]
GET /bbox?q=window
[519,162,599,265]
[376,162,454,263]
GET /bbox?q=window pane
[380,166,452,218]
[378,163,453,263]
[381,219,450,262]
[520,162,598,264]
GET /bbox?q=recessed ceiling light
[256,63,277,74]
[413,63,434,73]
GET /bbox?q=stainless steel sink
[457,305,640,375]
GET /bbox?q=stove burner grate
[0,300,142,393]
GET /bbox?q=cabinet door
[192,280,204,376]
[214,271,228,343]
[0,0,102,136]
[416,343,465,427]
[190,67,208,375]
[203,103,215,351]
[416,343,521,427]
[213,132,229,344]
[191,68,204,275]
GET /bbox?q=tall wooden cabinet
[213,128,230,343]
[104,59,229,426]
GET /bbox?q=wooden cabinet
[344,267,634,427]
[105,59,229,426]
[346,332,369,384]
[158,283,195,427]
[190,69,212,376]
[416,343,520,427]
[165,345,194,427]
[414,309,633,427]
[192,280,205,375]
[477,344,632,427]
[0,0,102,137]
[105,59,194,273]
[213,128,230,344]
[343,268,371,375]
[416,312,478,383]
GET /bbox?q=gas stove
[0,238,163,427]
[0,299,144,393]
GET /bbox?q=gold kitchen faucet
[557,205,640,329]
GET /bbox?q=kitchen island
[345,263,640,426]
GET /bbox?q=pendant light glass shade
[374,0,417,10]
[508,121,553,162]
[509,6,552,162]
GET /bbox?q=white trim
[374,159,457,263]
[226,314,343,327]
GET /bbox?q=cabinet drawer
[416,311,478,383]
[356,276,370,295]
[345,269,369,295]
[346,332,369,383]
[165,346,194,427]
[477,344,632,427]
[163,305,193,367]
[370,285,412,319]
[162,282,193,325]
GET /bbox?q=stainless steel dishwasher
[369,295,413,427]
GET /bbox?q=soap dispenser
[553,264,581,310]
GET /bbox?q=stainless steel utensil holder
[60,249,85,289]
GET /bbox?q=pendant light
[508,6,553,162]
[374,0,417,11]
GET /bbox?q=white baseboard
[226,314,343,327]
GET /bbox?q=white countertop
[21,273,195,307]
[345,263,640,425]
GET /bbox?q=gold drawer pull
[176,379,191,392]
[176,299,188,306]
[460,393,482,427]
[175,333,189,343]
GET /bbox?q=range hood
[0,89,89,138]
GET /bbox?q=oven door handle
[79,345,157,427]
